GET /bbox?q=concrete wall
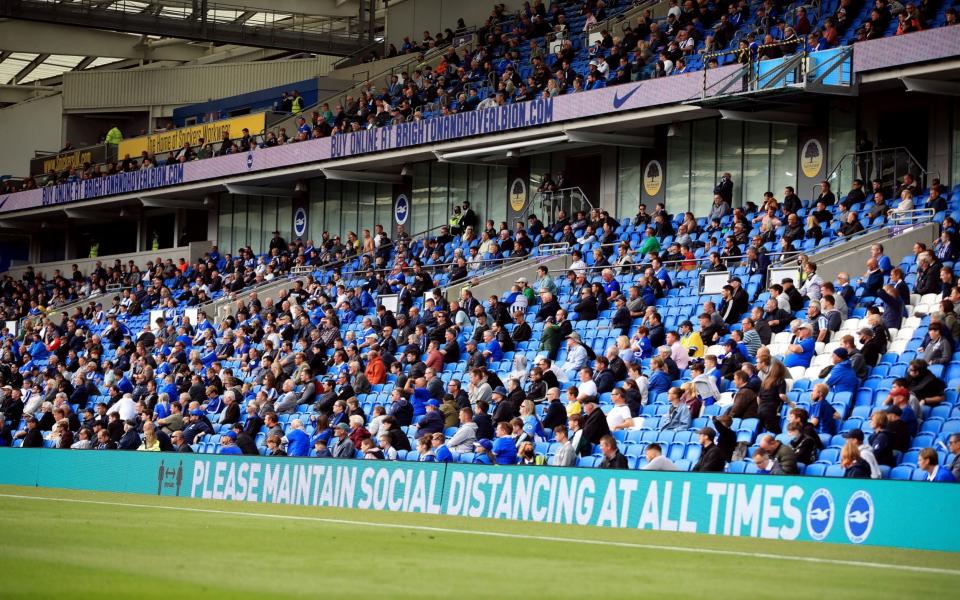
[0,93,63,177]
[444,253,571,304]
[61,56,338,112]
[385,0,524,47]
[801,223,939,284]
[3,241,212,281]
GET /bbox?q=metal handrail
[527,186,594,227]
[817,146,939,202]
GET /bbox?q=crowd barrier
[1,449,957,552]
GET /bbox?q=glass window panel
[341,182,359,237]
[261,197,278,253]
[411,163,430,235]
[717,120,743,207]
[277,198,292,249]
[217,193,233,253]
[529,154,550,197]
[691,120,718,217]
[449,164,469,222]
[325,181,342,237]
[665,122,691,215]
[828,102,856,195]
[953,104,960,188]
[358,182,377,237]
[375,183,392,232]
[488,166,508,226]
[617,147,642,218]
[309,179,325,243]
[231,196,247,251]
[469,165,488,216]
[246,196,262,254]
[771,125,798,200]
[429,163,449,232]
[743,122,770,208]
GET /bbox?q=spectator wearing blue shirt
[601,269,621,301]
[870,244,892,275]
[432,433,454,462]
[808,383,839,436]
[825,348,860,395]
[482,329,503,364]
[492,422,518,464]
[285,419,311,457]
[473,439,494,464]
[918,447,957,482]
[875,284,904,330]
[217,431,243,455]
[659,388,691,431]
[647,358,672,399]
[783,322,816,368]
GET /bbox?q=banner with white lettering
[2,449,958,552]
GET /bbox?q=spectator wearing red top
[364,349,387,385]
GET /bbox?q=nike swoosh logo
[612,84,642,109]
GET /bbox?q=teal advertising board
[2,449,958,552]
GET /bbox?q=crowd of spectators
[7,0,957,194]
[1,169,958,483]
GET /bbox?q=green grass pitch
[0,484,957,599]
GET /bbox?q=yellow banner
[117,113,267,158]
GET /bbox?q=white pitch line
[1,492,958,577]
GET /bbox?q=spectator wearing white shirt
[606,389,633,431]
[576,367,598,402]
[799,261,823,301]
[107,393,138,422]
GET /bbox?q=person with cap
[217,430,243,455]
[268,229,287,254]
[825,347,860,395]
[918,447,957,482]
[490,386,517,424]
[230,422,258,455]
[560,332,589,379]
[882,405,912,453]
[18,416,44,448]
[692,426,726,472]
[415,399,445,439]
[330,423,356,458]
[473,438,495,464]
[582,398,611,445]
[182,408,213,445]
[117,419,141,450]
[783,321,816,368]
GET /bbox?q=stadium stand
[3,166,959,483]
[8,0,958,193]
